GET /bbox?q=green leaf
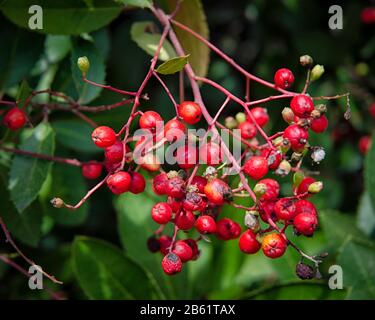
[114,0,151,8]
[114,182,187,299]
[167,0,210,77]
[156,54,189,75]
[72,236,160,299]
[9,122,55,212]
[71,38,106,104]
[52,120,99,153]
[45,35,71,64]
[337,238,375,299]
[16,80,32,108]
[0,18,44,90]
[130,21,177,61]
[365,131,375,210]
[1,0,122,35]
[357,192,375,238]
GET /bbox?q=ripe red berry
[139,111,162,132]
[216,218,241,240]
[243,156,269,180]
[183,192,206,212]
[294,199,317,216]
[274,68,295,89]
[296,177,316,195]
[184,239,199,260]
[238,120,257,139]
[81,162,103,180]
[173,240,193,262]
[290,94,314,118]
[175,144,198,169]
[259,200,278,223]
[92,126,116,148]
[167,197,182,213]
[106,171,131,194]
[151,202,173,224]
[159,235,172,255]
[283,124,309,151]
[274,198,297,220]
[204,178,232,205]
[178,101,202,125]
[139,153,161,172]
[195,215,216,234]
[164,119,186,142]
[175,210,196,230]
[293,212,318,236]
[248,107,269,127]
[166,176,185,198]
[361,7,375,24]
[369,103,375,118]
[3,107,27,131]
[261,233,287,258]
[359,135,372,155]
[191,176,207,193]
[162,253,182,275]
[199,141,222,166]
[104,141,124,163]
[129,172,146,194]
[258,178,280,201]
[153,172,169,195]
[310,115,328,133]
[260,147,282,170]
[239,230,261,254]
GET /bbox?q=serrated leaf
[167,0,210,77]
[9,122,55,212]
[1,0,122,35]
[337,238,375,299]
[156,54,189,75]
[71,38,106,104]
[114,0,151,8]
[130,21,177,61]
[365,131,375,210]
[72,236,161,299]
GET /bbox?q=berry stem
[82,77,138,97]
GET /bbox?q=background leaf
[8,122,55,212]
[114,0,151,8]
[365,131,375,210]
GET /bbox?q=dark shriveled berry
[296,262,315,280]
[147,236,160,253]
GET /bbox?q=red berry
[183,192,206,212]
[204,178,232,205]
[369,103,375,118]
[199,141,222,166]
[243,156,269,180]
[259,200,278,223]
[167,197,182,213]
[129,172,146,194]
[151,202,173,224]
[294,199,317,216]
[310,115,328,133]
[361,7,375,24]
[166,176,185,198]
[173,240,193,262]
[92,126,116,148]
[162,253,182,275]
[261,233,287,258]
[184,239,199,260]
[258,178,280,201]
[139,153,161,172]
[159,235,172,255]
[191,176,207,193]
[139,111,162,132]
[359,135,372,155]
[104,141,124,163]
[290,94,314,118]
[216,218,241,240]
[106,171,131,194]
[153,172,169,195]
[248,107,269,127]
[3,107,27,131]
[274,68,295,89]
[175,210,196,230]
[283,124,309,151]
[274,198,297,220]
[296,177,316,195]
[81,162,103,180]
[260,147,282,170]
[175,144,198,169]
[239,230,261,254]
[195,215,216,234]
[238,121,257,139]
[293,212,318,236]
[164,119,186,142]
[104,159,121,173]
[178,101,202,125]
